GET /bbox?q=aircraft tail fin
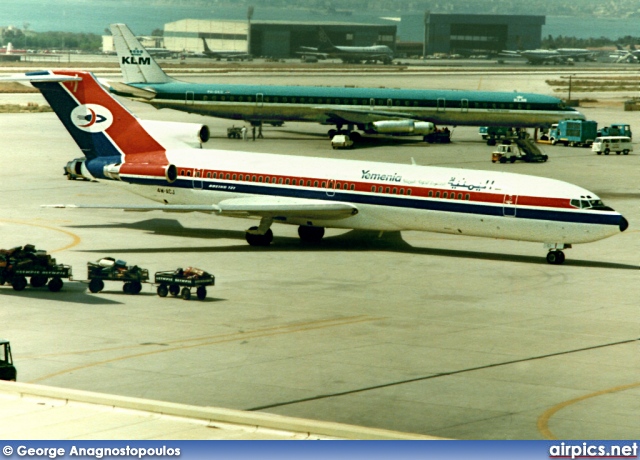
[317,28,336,52]
[23,70,168,179]
[110,23,174,84]
[201,37,212,54]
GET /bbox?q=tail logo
[71,104,113,133]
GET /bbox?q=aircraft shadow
[68,218,637,270]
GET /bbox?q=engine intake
[139,120,210,148]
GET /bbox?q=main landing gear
[545,244,571,265]
[244,218,326,246]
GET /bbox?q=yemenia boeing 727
[2,69,627,264]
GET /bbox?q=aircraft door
[325,179,336,197]
[192,169,203,190]
[387,98,393,108]
[186,91,194,105]
[437,98,445,112]
[461,98,469,113]
[503,194,518,217]
[370,98,375,110]
[256,93,264,107]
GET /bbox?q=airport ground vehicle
[154,268,215,301]
[548,119,597,147]
[491,140,548,163]
[227,126,245,139]
[592,136,633,155]
[87,258,149,294]
[0,340,16,381]
[480,126,513,145]
[0,245,71,292]
[424,128,452,143]
[598,123,632,139]
[331,134,354,149]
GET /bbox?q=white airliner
[3,70,628,264]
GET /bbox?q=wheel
[349,131,361,143]
[157,284,168,297]
[298,225,325,243]
[181,287,191,300]
[123,282,132,294]
[499,156,507,163]
[30,275,48,288]
[89,278,104,293]
[623,149,630,155]
[328,129,337,138]
[48,277,63,292]
[546,250,565,265]
[196,286,207,301]
[11,276,27,291]
[510,156,516,163]
[169,284,180,296]
[616,151,621,155]
[0,276,5,285]
[596,151,601,155]
[131,281,142,294]
[245,227,273,246]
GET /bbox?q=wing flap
[44,197,358,220]
[217,196,358,220]
[323,108,417,124]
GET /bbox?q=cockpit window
[570,198,611,210]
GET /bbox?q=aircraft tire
[246,227,273,246]
[298,225,325,243]
[546,250,565,265]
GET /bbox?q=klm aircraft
[109,24,585,143]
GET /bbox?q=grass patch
[0,103,52,113]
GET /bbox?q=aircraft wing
[323,107,418,125]
[107,81,158,100]
[44,197,358,220]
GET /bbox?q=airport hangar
[160,19,398,58]
[103,14,544,59]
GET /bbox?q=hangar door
[449,24,507,54]
[261,30,290,58]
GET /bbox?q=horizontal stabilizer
[0,72,82,83]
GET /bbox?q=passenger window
[435,191,440,198]
[443,192,448,198]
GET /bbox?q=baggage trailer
[154,268,215,301]
[4,265,72,292]
[87,258,149,294]
[0,244,72,292]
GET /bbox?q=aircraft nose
[619,215,629,232]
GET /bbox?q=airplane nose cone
[619,216,629,232]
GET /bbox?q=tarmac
[0,65,639,440]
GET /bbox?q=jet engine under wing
[45,197,358,220]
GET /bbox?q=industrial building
[420,13,545,56]
[162,19,397,58]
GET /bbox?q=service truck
[597,123,632,139]
[549,119,597,147]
